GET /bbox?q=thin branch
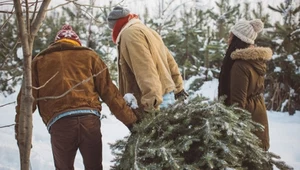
[25,0,30,35]
[73,2,106,9]
[0,40,11,50]
[46,1,73,11]
[0,77,14,83]
[30,0,51,36]
[0,10,45,14]
[36,67,108,101]
[31,71,59,90]
[0,57,9,69]
[73,4,103,25]
[30,0,39,25]
[0,124,15,128]
[0,41,21,69]
[0,10,14,14]
[0,101,16,108]
[0,1,13,6]
[0,8,15,30]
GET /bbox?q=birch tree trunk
[13,1,51,169]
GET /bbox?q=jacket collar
[35,42,92,57]
[231,47,273,61]
[116,18,141,44]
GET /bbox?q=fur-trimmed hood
[231,47,272,76]
[231,47,273,61]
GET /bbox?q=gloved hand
[175,90,189,100]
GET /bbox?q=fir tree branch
[134,135,140,170]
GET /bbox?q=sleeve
[92,55,137,126]
[123,31,163,111]
[165,47,184,94]
[230,61,250,108]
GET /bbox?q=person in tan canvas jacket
[107,6,188,120]
[15,25,137,170]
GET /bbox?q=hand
[175,90,189,100]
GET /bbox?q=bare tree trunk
[13,0,51,170]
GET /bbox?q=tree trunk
[13,0,51,169]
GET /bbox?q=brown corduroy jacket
[15,42,137,132]
[230,47,272,150]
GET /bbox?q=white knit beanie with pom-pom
[230,19,264,44]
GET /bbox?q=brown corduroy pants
[50,114,102,170]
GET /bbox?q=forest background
[1,0,299,115]
[0,0,299,169]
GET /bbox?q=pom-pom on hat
[107,6,130,29]
[230,19,264,44]
[55,25,81,45]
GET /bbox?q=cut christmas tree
[111,97,293,170]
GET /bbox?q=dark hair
[218,34,251,105]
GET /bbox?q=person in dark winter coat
[218,19,272,151]
[107,6,188,120]
[15,25,137,170]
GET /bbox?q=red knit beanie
[54,25,81,45]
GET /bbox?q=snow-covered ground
[0,79,299,170]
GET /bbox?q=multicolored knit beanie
[54,25,81,45]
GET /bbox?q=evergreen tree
[264,0,300,115]
[0,14,22,96]
[252,2,273,47]
[32,3,118,81]
[110,97,293,170]
[206,0,240,69]
[186,0,240,97]
[33,10,68,56]
[163,4,210,80]
[208,0,240,40]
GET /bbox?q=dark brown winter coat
[15,42,137,130]
[230,46,272,150]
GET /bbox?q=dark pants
[50,114,102,170]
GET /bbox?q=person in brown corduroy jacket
[218,19,272,152]
[15,25,137,170]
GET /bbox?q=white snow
[272,39,283,45]
[16,48,23,60]
[286,54,295,63]
[1,79,298,169]
[274,66,282,72]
